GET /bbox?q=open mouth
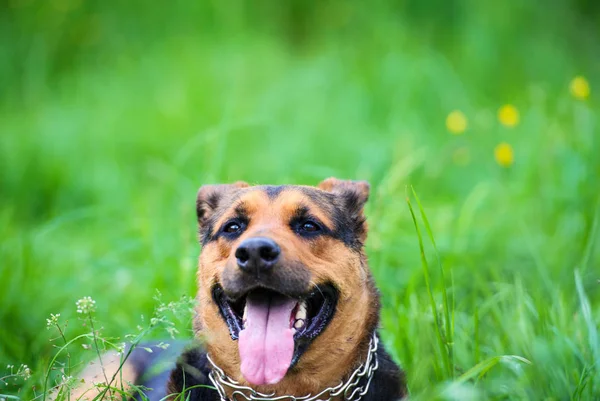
[212,283,338,385]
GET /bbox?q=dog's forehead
[219,185,337,220]
[229,185,334,213]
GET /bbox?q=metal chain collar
[207,333,379,401]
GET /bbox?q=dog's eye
[224,222,242,233]
[301,221,321,233]
[291,217,324,238]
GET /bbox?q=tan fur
[195,180,377,398]
[53,352,138,401]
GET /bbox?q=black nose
[235,237,281,276]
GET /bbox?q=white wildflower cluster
[5,364,32,381]
[59,375,75,387]
[46,313,61,329]
[116,343,126,354]
[21,365,31,380]
[165,326,179,338]
[76,296,96,314]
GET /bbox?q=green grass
[1,0,599,399]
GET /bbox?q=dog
[66,178,407,401]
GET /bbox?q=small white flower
[46,313,61,329]
[60,375,74,387]
[166,326,179,338]
[22,366,31,380]
[76,297,96,314]
[116,343,126,354]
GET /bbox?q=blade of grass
[406,188,452,378]
[473,306,480,364]
[580,198,600,273]
[42,333,95,401]
[572,364,594,401]
[455,355,531,384]
[411,186,454,377]
[574,269,599,394]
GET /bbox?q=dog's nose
[235,237,280,275]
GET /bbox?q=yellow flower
[446,110,467,135]
[494,142,514,167]
[498,104,519,128]
[570,76,590,100]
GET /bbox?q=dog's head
[194,178,380,391]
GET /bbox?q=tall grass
[406,187,455,379]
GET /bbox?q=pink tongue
[238,292,297,385]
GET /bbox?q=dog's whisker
[311,282,326,299]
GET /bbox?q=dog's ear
[318,178,370,244]
[196,182,249,225]
[318,177,370,212]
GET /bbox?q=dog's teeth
[294,319,305,329]
[295,301,307,321]
[243,303,248,321]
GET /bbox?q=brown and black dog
[68,179,407,401]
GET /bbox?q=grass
[406,186,455,380]
[1,0,599,400]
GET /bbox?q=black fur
[264,185,285,199]
[126,341,186,401]
[363,344,408,401]
[167,346,220,401]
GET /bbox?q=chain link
[206,333,379,401]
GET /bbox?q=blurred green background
[1,0,599,399]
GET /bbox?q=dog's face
[194,178,379,392]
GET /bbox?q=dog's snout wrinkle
[236,237,281,276]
